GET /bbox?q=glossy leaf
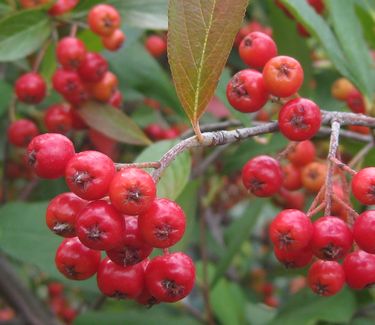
[168,0,248,137]
[78,101,151,146]
[135,140,191,200]
[0,9,51,62]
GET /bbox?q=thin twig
[332,196,359,220]
[192,144,230,178]
[307,201,326,218]
[182,120,242,139]
[276,141,297,160]
[115,162,161,170]
[70,24,78,37]
[181,301,206,323]
[32,40,51,72]
[307,185,326,215]
[330,157,357,176]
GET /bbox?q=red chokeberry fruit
[15,72,46,104]
[343,250,375,289]
[48,0,78,16]
[102,29,126,51]
[55,237,101,280]
[346,90,365,114]
[145,252,195,303]
[88,4,121,37]
[27,133,75,179]
[7,119,38,147]
[278,98,322,141]
[65,150,115,200]
[352,167,375,205]
[77,52,108,83]
[88,71,118,102]
[44,103,73,134]
[273,245,312,268]
[145,35,167,58]
[226,69,269,113]
[241,155,283,197]
[353,210,375,254]
[282,163,302,191]
[56,37,86,70]
[287,140,316,167]
[308,0,325,14]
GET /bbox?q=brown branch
[330,157,357,176]
[115,162,161,170]
[307,201,326,218]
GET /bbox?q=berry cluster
[25,132,195,305]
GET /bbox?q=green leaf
[106,42,185,118]
[0,202,98,292]
[269,287,356,325]
[326,0,375,99]
[0,80,12,117]
[78,101,151,146]
[168,0,248,136]
[246,303,276,325]
[0,9,51,62]
[108,0,168,30]
[211,200,262,287]
[39,42,56,82]
[135,140,191,200]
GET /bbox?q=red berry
[307,260,345,296]
[278,98,322,141]
[282,163,302,191]
[352,167,375,205]
[97,258,144,299]
[308,0,325,14]
[48,0,78,16]
[144,124,165,140]
[269,209,313,252]
[275,188,305,210]
[136,259,160,306]
[287,140,316,167]
[263,56,304,98]
[55,237,101,280]
[138,198,186,248]
[241,155,283,197]
[44,103,73,134]
[26,133,75,179]
[46,192,88,237]
[70,108,87,130]
[47,282,64,298]
[56,37,86,70]
[239,32,278,68]
[353,210,375,254]
[102,29,126,51]
[343,250,375,289]
[88,4,121,37]
[108,90,123,108]
[311,216,353,260]
[88,71,118,102]
[88,129,118,160]
[65,150,115,200]
[76,200,126,251]
[7,119,38,147]
[109,168,156,215]
[145,35,167,58]
[145,252,195,303]
[346,90,365,114]
[15,72,46,104]
[226,69,269,113]
[106,215,153,267]
[77,52,108,83]
[273,245,312,268]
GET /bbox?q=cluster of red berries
[20,0,78,16]
[227,31,322,142]
[24,132,195,305]
[47,282,77,324]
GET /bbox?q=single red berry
[287,140,316,167]
[278,98,322,141]
[88,129,118,160]
[56,37,86,70]
[282,163,302,191]
[88,71,118,102]
[241,155,283,197]
[97,258,144,299]
[343,250,375,289]
[109,168,156,215]
[353,211,375,254]
[301,161,327,192]
[145,35,167,58]
[296,23,310,38]
[138,198,186,248]
[44,103,73,134]
[144,124,165,141]
[61,307,77,323]
[102,29,126,51]
[226,69,269,113]
[145,252,195,303]
[239,32,278,68]
[47,282,64,298]
[136,259,160,306]
[77,52,108,83]
[308,0,325,14]
[275,188,305,210]
[7,119,38,147]
[15,72,46,104]
[106,215,153,267]
[65,150,115,200]
[48,0,79,16]
[76,200,126,251]
[162,128,180,140]
[108,90,123,108]
[269,209,313,251]
[311,216,353,260]
[263,56,304,98]
[46,192,88,237]
[88,4,121,37]
[55,237,101,280]
[26,133,75,179]
[308,260,345,296]
[352,167,375,205]
[346,90,365,114]
[273,245,312,268]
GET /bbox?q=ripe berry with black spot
[76,200,126,251]
[241,155,283,197]
[301,161,327,192]
[44,104,73,134]
[226,69,269,113]
[7,119,38,147]
[353,210,375,254]
[56,37,86,70]
[15,72,46,104]
[273,245,312,268]
[55,237,101,280]
[26,133,75,179]
[65,150,115,200]
[88,4,121,37]
[343,250,375,289]
[77,52,108,83]
[352,167,375,205]
[308,260,345,296]
[269,209,313,252]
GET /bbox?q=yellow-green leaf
[168,0,248,138]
